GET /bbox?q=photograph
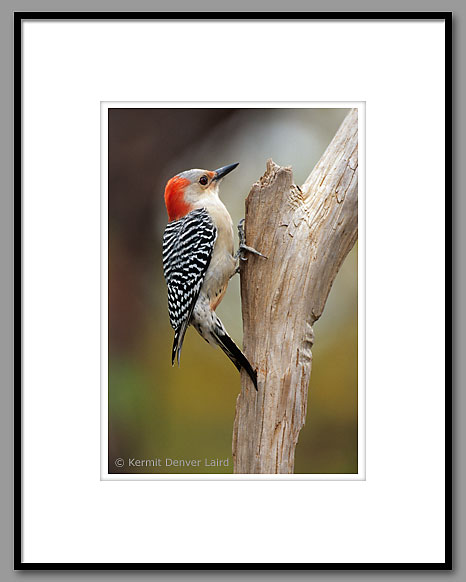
[15,12,450,569]
[105,106,359,476]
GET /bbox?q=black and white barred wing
[162,208,217,365]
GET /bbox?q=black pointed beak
[213,162,239,181]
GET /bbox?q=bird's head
[164,162,239,222]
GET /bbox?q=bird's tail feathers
[212,326,257,390]
[172,315,258,391]
[172,320,189,367]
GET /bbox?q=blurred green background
[108,107,357,475]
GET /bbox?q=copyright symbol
[114,458,124,467]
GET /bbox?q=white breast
[194,195,236,299]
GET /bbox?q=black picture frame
[14,11,453,571]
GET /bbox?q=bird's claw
[235,219,267,260]
[237,219,246,248]
[239,244,267,259]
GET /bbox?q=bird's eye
[199,175,208,186]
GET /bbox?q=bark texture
[232,108,358,474]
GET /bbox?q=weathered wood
[232,108,358,474]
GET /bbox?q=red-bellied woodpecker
[162,162,265,390]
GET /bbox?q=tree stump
[232,108,358,474]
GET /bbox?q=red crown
[164,175,190,222]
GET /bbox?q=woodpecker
[162,162,264,390]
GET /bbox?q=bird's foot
[235,219,267,261]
